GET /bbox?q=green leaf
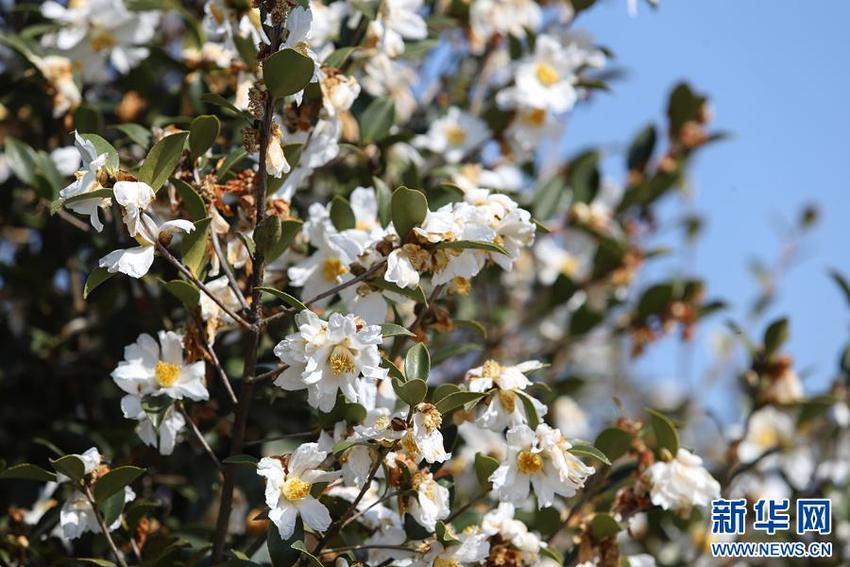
[76,559,117,566]
[61,188,113,208]
[73,104,104,134]
[590,513,621,539]
[374,176,393,227]
[98,489,126,527]
[257,286,308,312]
[380,323,414,337]
[380,357,405,382]
[763,317,789,355]
[359,97,395,144]
[393,378,427,406]
[266,219,304,262]
[431,383,459,403]
[267,519,303,567]
[291,540,324,567]
[329,196,356,230]
[171,178,207,220]
[111,123,151,147]
[237,232,256,257]
[141,395,173,430]
[435,521,460,546]
[539,546,564,565]
[474,452,500,489]
[436,239,508,256]
[180,217,212,277]
[646,408,679,456]
[222,454,259,466]
[593,427,632,462]
[566,150,600,204]
[0,463,57,482]
[264,48,315,99]
[370,278,428,305]
[189,114,220,159]
[233,33,257,68]
[567,443,611,466]
[93,466,145,503]
[80,133,120,174]
[829,269,850,308]
[627,124,657,172]
[404,343,430,382]
[532,174,567,220]
[4,137,37,185]
[163,279,200,308]
[201,93,252,122]
[83,267,116,300]
[517,391,540,429]
[138,131,189,192]
[435,390,487,415]
[331,439,360,456]
[391,186,428,239]
[50,455,86,483]
[254,215,282,257]
[323,46,357,68]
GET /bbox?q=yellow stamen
[482,359,502,379]
[498,389,517,413]
[281,477,311,501]
[90,27,117,52]
[321,257,348,282]
[525,108,547,127]
[445,125,467,146]
[401,432,419,456]
[327,344,356,376]
[418,403,442,433]
[560,255,579,277]
[434,558,461,567]
[754,428,779,448]
[535,63,560,87]
[154,361,181,388]
[516,449,544,474]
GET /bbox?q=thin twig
[248,363,289,384]
[260,258,388,325]
[317,544,415,557]
[178,403,223,474]
[156,241,253,329]
[445,490,487,522]
[212,230,250,311]
[342,489,406,528]
[199,329,239,405]
[82,485,128,567]
[243,430,318,447]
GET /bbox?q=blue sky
[563,1,850,407]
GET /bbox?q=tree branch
[82,485,128,567]
[178,403,223,474]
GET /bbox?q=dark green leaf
[73,104,104,134]
[359,97,395,144]
[50,455,86,483]
[265,48,315,99]
[138,131,189,192]
[254,215,283,257]
[404,343,430,382]
[267,519,303,567]
[111,123,151,147]
[0,463,57,482]
[380,323,414,337]
[474,452,500,489]
[84,267,116,299]
[180,216,212,277]
[590,513,621,539]
[329,196,356,230]
[647,408,679,456]
[763,317,789,355]
[93,466,145,503]
[323,46,357,68]
[431,383,459,403]
[594,427,632,462]
[222,454,259,466]
[627,124,656,172]
[435,520,460,545]
[436,239,508,256]
[291,540,323,567]
[163,279,200,308]
[266,219,303,262]
[517,391,539,429]
[393,378,427,406]
[567,443,611,466]
[435,391,487,415]
[391,186,428,239]
[257,286,307,312]
[189,114,220,159]
[171,178,207,220]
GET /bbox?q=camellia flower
[257,444,341,539]
[736,406,795,463]
[407,469,450,531]
[111,331,209,401]
[490,423,594,508]
[60,131,109,232]
[414,106,490,164]
[534,232,594,285]
[465,359,548,431]
[367,0,428,57]
[273,310,386,412]
[57,447,136,540]
[265,120,291,178]
[496,34,580,114]
[399,403,449,464]
[32,55,81,117]
[120,395,186,455]
[413,526,490,567]
[360,53,418,122]
[644,448,720,513]
[468,0,541,54]
[482,503,548,566]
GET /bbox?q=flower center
[321,257,348,282]
[434,558,461,567]
[90,27,117,52]
[754,427,779,448]
[525,108,547,127]
[401,431,420,456]
[419,404,442,432]
[482,359,502,379]
[498,389,517,413]
[328,344,357,376]
[281,477,311,501]
[209,2,226,24]
[154,361,181,388]
[373,416,390,430]
[535,63,560,87]
[516,449,544,475]
[560,255,579,277]
[445,125,467,147]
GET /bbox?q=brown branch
[199,328,239,405]
[248,363,289,384]
[82,485,128,567]
[212,230,250,311]
[178,403,223,475]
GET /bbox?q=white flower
[287,234,356,303]
[199,276,242,339]
[367,0,428,57]
[553,396,590,440]
[414,107,490,164]
[407,470,450,531]
[468,0,541,54]
[736,406,795,463]
[535,232,594,284]
[120,395,186,455]
[321,72,361,116]
[273,310,386,412]
[496,35,579,114]
[463,189,536,270]
[257,444,340,539]
[385,244,427,289]
[399,403,449,464]
[505,106,561,159]
[482,503,546,564]
[266,123,291,178]
[413,527,490,567]
[414,203,495,285]
[55,447,136,540]
[360,53,418,122]
[40,0,159,83]
[111,331,208,401]
[50,146,82,176]
[466,359,547,431]
[32,56,81,117]
[645,448,720,512]
[114,181,155,237]
[766,367,804,404]
[490,423,594,508]
[60,131,109,232]
[98,214,195,278]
